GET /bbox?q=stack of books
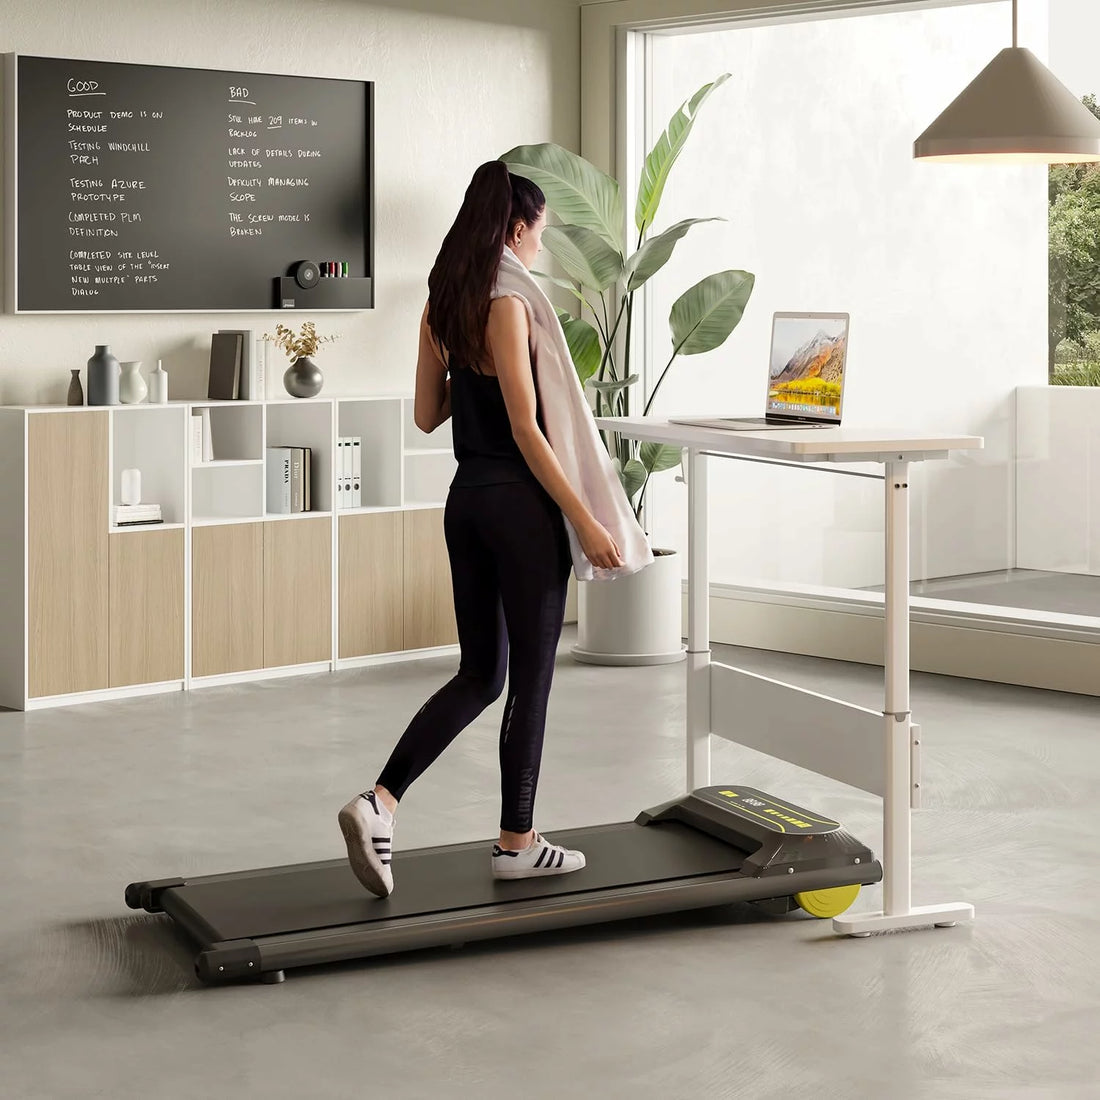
[266,446,312,513]
[336,436,361,509]
[114,503,163,527]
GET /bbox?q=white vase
[572,548,686,665]
[148,360,168,404]
[120,468,142,505]
[119,361,147,404]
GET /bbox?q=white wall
[641,1,1049,588]
[0,0,580,405]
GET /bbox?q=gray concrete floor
[2,626,1098,1100]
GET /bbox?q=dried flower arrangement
[265,321,339,360]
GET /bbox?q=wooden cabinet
[28,412,109,698]
[339,511,403,658]
[338,507,456,657]
[0,397,461,710]
[403,508,458,651]
[264,517,332,667]
[109,528,185,687]
[191,523,264,677]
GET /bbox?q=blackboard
[7,54,373,312]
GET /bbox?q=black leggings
[376,479,572,833]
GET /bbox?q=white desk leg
[833,460,973,936]
[686,447,711,791]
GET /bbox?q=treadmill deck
[166,820,746,942]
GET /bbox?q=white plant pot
[572,548,686,666]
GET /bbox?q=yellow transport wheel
[793,883,861,919]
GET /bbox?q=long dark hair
[427,161,545,371]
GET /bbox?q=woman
[339,161,624,898]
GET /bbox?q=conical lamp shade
[914,47,1100,162]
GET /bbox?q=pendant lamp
[914,0,1100,162]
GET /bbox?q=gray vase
[86,345,120,406]
[283,355,323,398]
[67,369,84,406]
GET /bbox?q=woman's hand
[577,517,624,570]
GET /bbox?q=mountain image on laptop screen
[768,316,847,417]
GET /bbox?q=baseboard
[334,644,460,671]
[24,680,184,710]
[696,585,1100,697]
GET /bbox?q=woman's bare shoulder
[488,294,529,327]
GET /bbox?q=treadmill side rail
[125,877,187,914]
[636,785,876,878]
[195,940,263,984]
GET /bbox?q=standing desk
[596,418,983,936]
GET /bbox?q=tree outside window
[1049,94,1100,385]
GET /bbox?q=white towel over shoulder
[492,246,653,582]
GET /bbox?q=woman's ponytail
[427,160,544,372]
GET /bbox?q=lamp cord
[1012,0,1018,48]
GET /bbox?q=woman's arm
[488,297,620,570]
[414,302,451,432]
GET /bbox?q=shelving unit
[109,404,187,532]
[0,395,460,711]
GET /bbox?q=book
[303,447,311,511]
[114,518,165,526]
[207,332,242,400]
[190,414,203,465]
[266,447,291,513]
[218,329,255,399]
[289,447,304,513]
[114,503,162,524]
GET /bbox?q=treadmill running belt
[169,820,746,942]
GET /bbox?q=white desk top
[595,417,984,464]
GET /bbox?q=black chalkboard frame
[3,52,374,314]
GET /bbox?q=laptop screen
[766,312,849,422]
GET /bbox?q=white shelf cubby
[265,398,335,514]
[403,396,453,453]
[191,461,264,524]
[403,450,457,507]
[337,398,402,510]
[109,405,187,527]
[192,403,263,462]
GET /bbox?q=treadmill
[126,785,882,984]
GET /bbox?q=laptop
[669,311,850,431]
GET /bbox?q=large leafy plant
[501,74,754,522]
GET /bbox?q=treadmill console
[635,784,874,878]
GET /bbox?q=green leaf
[624,217,722,292]
[669,270,755,356]
[558,314,601,384]
[536,271,587,304]
[640,441,683,475]
[541,224,624,292]
[635,74,730,235]
[622,458,648,503]
[502,143,624,250]
[587,373,639,394]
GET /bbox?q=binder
[351,437,361,507]
[335,437,345,509]
[266,447,292,513]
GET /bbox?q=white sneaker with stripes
[491,831,586,879]
[338,790,395,898]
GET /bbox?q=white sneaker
[338,790,395,898]
[491,831,586,879]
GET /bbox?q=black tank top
[448,363,543,488]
